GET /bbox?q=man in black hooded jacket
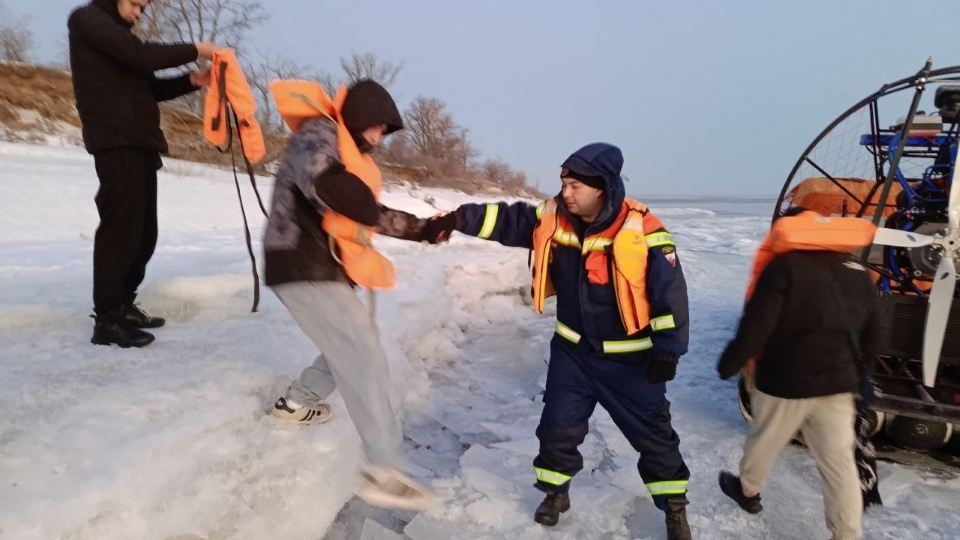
[716,249,881,540]
[68,0,221,347]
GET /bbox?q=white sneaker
[271,397,332,425]
[356,466,439,511]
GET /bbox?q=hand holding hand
[190,67,212,88]
[422,212,459,244]
[195,42,223,60]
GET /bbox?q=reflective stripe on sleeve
[478,204,500,239]
[644,232,675,248]
[650,315,676,331]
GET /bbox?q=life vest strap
[211,60,228,134]
[203,51,269,311]
[225,105,269,313]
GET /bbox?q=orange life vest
[745,211,878,299]
[532,198,669,334]
[270,79,396,289]
[203,48,265,163]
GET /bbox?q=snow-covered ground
[0,141,958,540]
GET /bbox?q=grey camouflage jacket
[263,118,427,286]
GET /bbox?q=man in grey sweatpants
[262,79,447,510]
[716,250,882,540]
[272,282,403,467]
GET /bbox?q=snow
[1,140,958,539]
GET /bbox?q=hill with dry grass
[0,61,273,167]
[0,62,543,198]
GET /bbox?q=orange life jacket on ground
[203,48,265,163]
[532,198,671,334]
[270,79,396,290]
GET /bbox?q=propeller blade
[950,151,960,230]
[872,228,935,248]
[923,254,957,387]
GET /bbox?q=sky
[11,0,960,197]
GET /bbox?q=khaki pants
[740,390,862,540]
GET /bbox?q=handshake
[421,212,459,244]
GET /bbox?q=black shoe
[665,496,692,540]
[123,303,165,329]
[718,470,762,514]
[91,309,155,348]
[534,491,570,527]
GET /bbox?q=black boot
[665,496,692,540]
[534,491,570,526]
[863,484,883,508]
[122,302,165,329]
[91,308,155,348]
[718,470,762,513]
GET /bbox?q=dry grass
[0,63,80,128]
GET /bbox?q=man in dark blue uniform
[423,143,693,540]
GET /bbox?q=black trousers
[92,147,161,317]
[855,406,882,506]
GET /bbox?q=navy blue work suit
[452,143,691,510]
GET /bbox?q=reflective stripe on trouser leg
[535,467,572,486]
[646,479,689,496]
[534,337,597,493]
[586,349,690,510]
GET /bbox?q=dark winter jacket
[453,143,690,360]
[68,0,199,154]
[262,117,427,286]
[717,250,882,399]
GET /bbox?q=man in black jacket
[68,0,221,347]
[716,250,881,540]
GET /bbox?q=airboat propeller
[871,153,960,387]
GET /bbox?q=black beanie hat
[341,79,404,137]
[560,167,606,191]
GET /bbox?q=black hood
[556,142,626,233]
[341,79,403,151]
[92,0,135,28]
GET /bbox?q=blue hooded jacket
[453,143,689,358]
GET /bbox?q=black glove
[421,212,459,244]
[646,352,679,383]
